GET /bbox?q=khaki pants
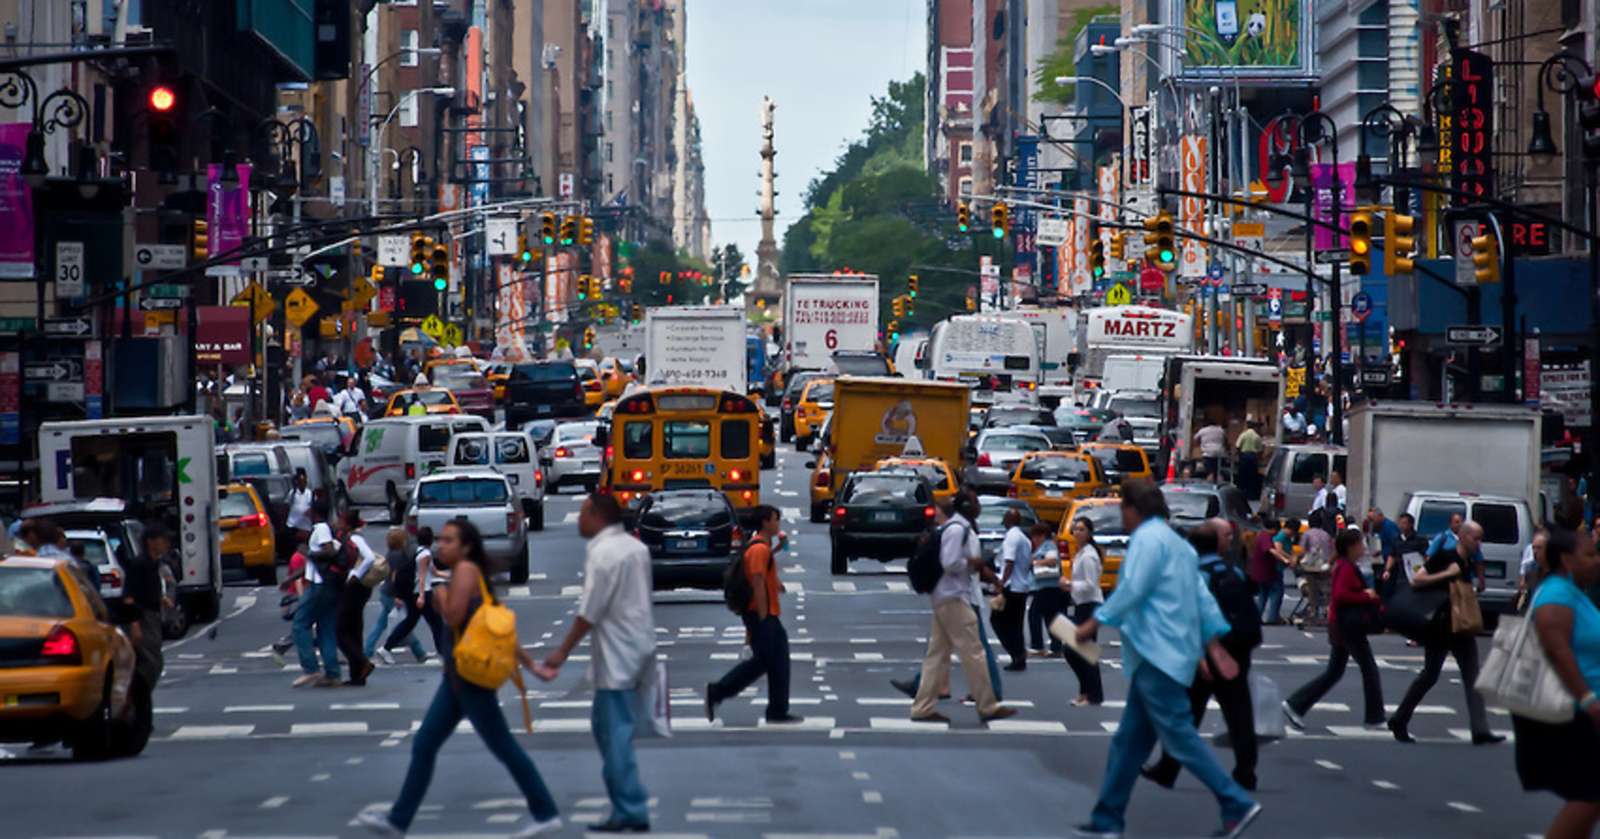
[911,598,1000,718]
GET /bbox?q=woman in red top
[1282,528,1387,729]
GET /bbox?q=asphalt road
[0,439,1558,838]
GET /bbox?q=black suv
[828,471,935,575]
[505,361,588,429]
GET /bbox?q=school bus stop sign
[284,288,319,328]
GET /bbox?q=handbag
[988,592,1007,612]
[630,655,672,739]
[1449,578,1484,634]
[1382,573,1450,641]
[1474,615,1578,723]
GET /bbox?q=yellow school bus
[600,386,764,510]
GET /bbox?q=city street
[1,440,1548,839]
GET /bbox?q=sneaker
[1214,802,1263,839]
[889,678,916,699]
[315,675,342,687]
[355,810,404,838]
[583,819,646,834]
[1073,825,1123,839]
[510,816,563,837]
[413,649,429,664]
[292,673,321,688]
[1280,701,1305,731]
[980,706,1018,723]
[377,648,396,665]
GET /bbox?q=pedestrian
[1063,516,1104,707]
[1027,521,1066,658]
[35,519,69,559]
[1234,419,1264,500]
[1282,528,1387,730]
[67,542,100,590]
[1517,527,1550,611]
[990,508,1032,671]
[120,524,170,691]
[706,504,804,724]
[1282,406,1307,441]
[538,493,657,832]
[333,375,368,421]
[412,527,449,651]
[1193,418,1227,482]
[333,509,378,686]
[1512,528,1600,839]
[1425,513,1487,593]
[907,498,1015,725]
[358,519,562,838]
[1387,521,1503,745]
[1249,516,1295,624]
[1381,512,1428,584]
[286,469,314,547]
[366,527,428,665]
[272,543,308,662]
[1364,507,1402,586]
[305,375,333,413]
[1142,518,1261,792]
[1312,470,1347,515]
[1072,481,1260,839]
[293,502,343,687]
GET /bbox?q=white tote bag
[1251,672,1286,739]
[630,654,672,739]
[1474,615,1577,724]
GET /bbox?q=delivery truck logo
[874,400,918,444]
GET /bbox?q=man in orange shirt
[705,505,804,724]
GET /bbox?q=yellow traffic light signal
[540,212,557,245]
[965,290,977,312]
[192,219,209,261]
[1385,211,1416,275]
[1471,228,1501,283]
[1348,209,1374,275]
[990,202,1009,239]
[578,216,595,246]
[1109,232,1125,261]
[588,273,602,300]
[892,296,905,318]
[371,265,385,284]
[559,215,577,246]
[907,274,919,299]
[1143,211,1176,270]
[957,202,970,233]
[1090,238,1106,280]
[430,243,449,291]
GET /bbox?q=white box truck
[38,415,224,622]
[1157,355,1284,472]
[643,305,747,392]
[1345,401,1541,521]
[785,274,880,371]
[1008,305,1078,405]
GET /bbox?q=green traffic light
[991,228,1003,240]
[958,222,969,233]
[519,250,532,263]
[432,277,446,291]
[1093,266,1105,278]
[410,263,423,275]
[1159,249,1175,263]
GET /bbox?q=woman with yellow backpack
[357,519,562,838]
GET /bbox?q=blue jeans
[592,689,650,826]
[1256,576,1285,623]
[364,594,425,659]
[907,603,1003,701]
[1089,664,1256,833]
[389,676,559,831]
[292,582,340,678]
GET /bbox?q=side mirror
[804,461,816,470]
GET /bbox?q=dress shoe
[980,706,1019,723]
[1387,719,1415,743]
[889,678,916,699]
[1140,764,1177,789]
[585,819,647,833]
[766,714,806,725]
[1471,732,1506,746]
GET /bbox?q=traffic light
[578,216,595,247]
[1579,74,1600,158]
[191,219,209,262]
[1089,237,1106,280]
[1144,211,1176,270]
[659,270,670,285]
[576,275,589,301]
[1109,232,1125,261]
[1384,211,1416,275]
[517,234,533,264]
[1347,209,1373,275]
[430,243,448,291]
[619,272,633,295]
[410,233,428,275]
[147,84,178,179]
[586,273,602,300]
[1471,227,1501,283]
[887,320,900,342]
[892,295,905,318]
[957,202,971,233]
[990,202,1009,239]
[631,303,643,323]
[559,215,577,246]
[583,326,596,350]
[371,265,385,285]
[540,212,557,245]
[964,289,977,312]
[907,274,919,299]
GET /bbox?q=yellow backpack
[453,574,532,729]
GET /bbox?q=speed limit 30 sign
[56,241,84,298]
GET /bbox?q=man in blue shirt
[1074,481,1261,839]
[1425,513,1486,591]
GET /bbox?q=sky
[685,0,927,266]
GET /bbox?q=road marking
[1447,801,1482,813]
[851,771,871,781]
[783,507,802,519]
[533,718,590,733]
[170,725,254,739]
[1372,780,1400,790]
[853,652,884,661]
[225,704,293,713]
[310,772,331,782]
[861,790,883,804]
[884,581,910,592]
[856,698,911,706]
[540,700,592,709]
[833,582,857,592]
[1448,728,1513,742]
[986,719,1066,734]
[259,795,290,809]
[154,706,188,714]
[563,511,580,523]
[757,716,835,731]
[1314,759,1343,771]
[291,722,369,736]
[748,697,824,705]
[870,717,947,731]
[1325,726,1391,739]
[207,665,238,675]
[838,750,856,759]
[561,585,583,596]
[331,702,401,711]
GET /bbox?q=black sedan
[829,471,935,575]
[634,490,742,591]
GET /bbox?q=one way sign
[1446,325,1503,347]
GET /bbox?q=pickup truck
[404,469,529,583]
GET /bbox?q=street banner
[1129,108,1152,185]
[1179,135,1207,277]
[495,262,526,349]
[0,124,34,279]
[1524,334,1541,406]
[1071,196,1093,293]
[1311,162,1356,249]
[195,306,251,366]
[206,162,253,267]
[1097,160,1120,251]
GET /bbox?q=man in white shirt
[991,510,1033,671]
[1193,422,1227,482]
[286,470,314,544]
[333,509,378,686]
[539,494,656,833]
[909,498,1016,724]
[292,503,343,686]
[332,376,367,420]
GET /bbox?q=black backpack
[1201,556,1262,650]
[909,522,963,594]
[722,538,769,615]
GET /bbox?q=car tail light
[731,527,744,544]
[923,505,936,518]
[977,452,992,467]
[41,625,80,663]
[585,380,601,391]
[101,570,122,589]
[727,469,743,482]
[782,398,791,411]
[833,506,847,520]
[534,470,544,486]
[507,510,520,532]
[238,513,269,528]
[814,469,830,487]
[741,490,753,501]
[1007,486,1018,497]
[605,445,615,461]
[630,470,645,482]
[405,463,416,480]
[555,447,571,459]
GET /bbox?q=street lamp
[370,87,455,214]
[0,69,89,188]
[1053,75,1127,108]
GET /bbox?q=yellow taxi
[1010,450,1108,523]
[0,556,151,759]
[808,446,835,523]
[291,414,357,451]
[874,456,960,504]
[485,362,512,402]
[576,359,606,408]
[598,357,633,399]
[383,387,461,416]
[1079,442,1153,487]
[219,483,276,586]
[1054,497,1129,593]
[792,377,835,448]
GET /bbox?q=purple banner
[206,163,253,264]
[0,124,35,278]
[1311,162,1357,250]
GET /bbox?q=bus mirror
[805,461,816,470]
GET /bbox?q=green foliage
[614,239,717,310]
[1032,4,1118,106]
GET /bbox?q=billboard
[1174,0,1311,78]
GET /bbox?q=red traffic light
[148,86,176,112]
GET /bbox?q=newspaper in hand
[1048,614,1101,665]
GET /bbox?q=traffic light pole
[1483,211,1519,403]
[1328,175,1345,446]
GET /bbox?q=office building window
[399,95,418,128]
[958,142,973,163]
[958,177,973,197]
[606,142,614,162]
[401,31,419,66]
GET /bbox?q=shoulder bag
[1474,614,1577,723]
[1449,578,1484,635]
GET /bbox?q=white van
[446,431,547,531]
[339,415,491,521]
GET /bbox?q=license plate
[581,460,599,471]
[507,474,519,485]
[537,405,552,414]
[672,539,704,551]
[1045,489,1065,498]
[872,511,899,523]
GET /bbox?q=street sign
[239,256,270,272]
[25,360,79,380]
[146,283,189,299]
[270,268,311,286]
[55,241,84,298]
[419,314,446,341]
[47,382,83,402]
[377,234,409,267]
[1104,283,1132,306]
[230,281,275,324]
[284,288,319,328]
[1454,219,1482,286]
[1446,325,1503,346]
[133,243,187,270]
[1036,215,1068,248]
[348,274,376,311]
[42,316,92,337]
[442,323,464,347]
[1231,282,1268,296]
[1360,368,1392,387]
[0,317,34,334]
[1314,249,1350,264]
[139,297,183,310]
[485,216,518,257]
[1350,291,1373,323]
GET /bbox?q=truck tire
[810,501,827,524]
[830,542,848,576]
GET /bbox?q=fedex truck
[784,274,880,371]
[1076,305,1194,401]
